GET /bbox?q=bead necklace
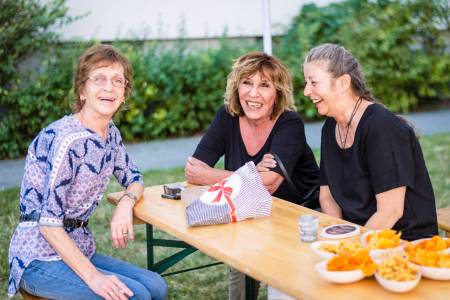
[337,96,363,149]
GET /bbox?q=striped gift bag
[186,162,272,226]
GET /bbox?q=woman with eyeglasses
[185,51,319,300]
[8,44,168,300]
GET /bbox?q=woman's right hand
[185,157,213,184]
[110,198,135,249]
[256,153,277,172]
[185,157,232,186]
[87,271,133,300]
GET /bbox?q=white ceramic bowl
[410,263,450,280]
[360,230,403,255]
[360,230,374,247]
[409,237,450,254]
[315,260,365,283]
[375,271,421,293]
[406,237,450,280]
[310,241,340,260]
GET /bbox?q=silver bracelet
[118,191,138,205]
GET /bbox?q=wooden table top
[108,185,449,300]
[437,207,450,232]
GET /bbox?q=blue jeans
[20,253,168,300]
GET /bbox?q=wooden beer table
[107,184,449,300]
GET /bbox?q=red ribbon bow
[208,179,237,222]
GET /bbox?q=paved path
[1,108,449,190]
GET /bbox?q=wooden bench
[437,207,450,237]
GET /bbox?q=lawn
[1,132,449,299]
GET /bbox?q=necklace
[337,96,363,149]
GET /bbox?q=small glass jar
[298,214,319,242]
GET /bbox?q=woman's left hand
[110,197,135,249]
[256,153,277,172]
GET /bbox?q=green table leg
[145,223,223,275]
[245,275,258,300]
[146,224,154,270]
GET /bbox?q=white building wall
[53,0,339,41]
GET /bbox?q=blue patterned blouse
[7,115,143,296]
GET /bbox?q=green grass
[1,132,449,299]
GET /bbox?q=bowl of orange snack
[361,229,403,255]
[311,240,363,260]
[375,254,421,293]
[405,236,450,280]
[315,248,377,283]
[410,236,450,254]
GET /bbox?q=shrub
[0,0,74,158]
[1,0,448,159]
[116,40,252,140]
[0,39,255,159]
[0,48,79,158]
[278,0,450,117]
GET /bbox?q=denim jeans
[20,253,168,300]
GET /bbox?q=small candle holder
[299,214,319,242]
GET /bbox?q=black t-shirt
[193,106,319,205]
[320,103,438,240]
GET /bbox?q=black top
[320,103,438,241]
[193,106,319,205]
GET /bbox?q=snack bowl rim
[315,260,365,283]
[374,271,421,293]
[409,262,450,280]
[360,230,404,252]
[409,237,449,251]
[310,240,340,260]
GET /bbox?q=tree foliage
[277,0,450,116]
[0,0,74,158]
[0,0,72,87]
[116,41,251,141]
[0,0,448,159]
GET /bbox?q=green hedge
[0,42,255,158]
[117,41,253,141]
[0,0,449,159]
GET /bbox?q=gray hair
[304,43,376,101]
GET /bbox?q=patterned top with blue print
[7,115,143,297]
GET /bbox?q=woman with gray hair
[8,44,168,300]
[300,43,437,240]
[185,51,319,299]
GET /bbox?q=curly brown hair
[72,44,132,112]
[224,51,295,119]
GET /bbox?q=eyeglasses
[88,75,127,88]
